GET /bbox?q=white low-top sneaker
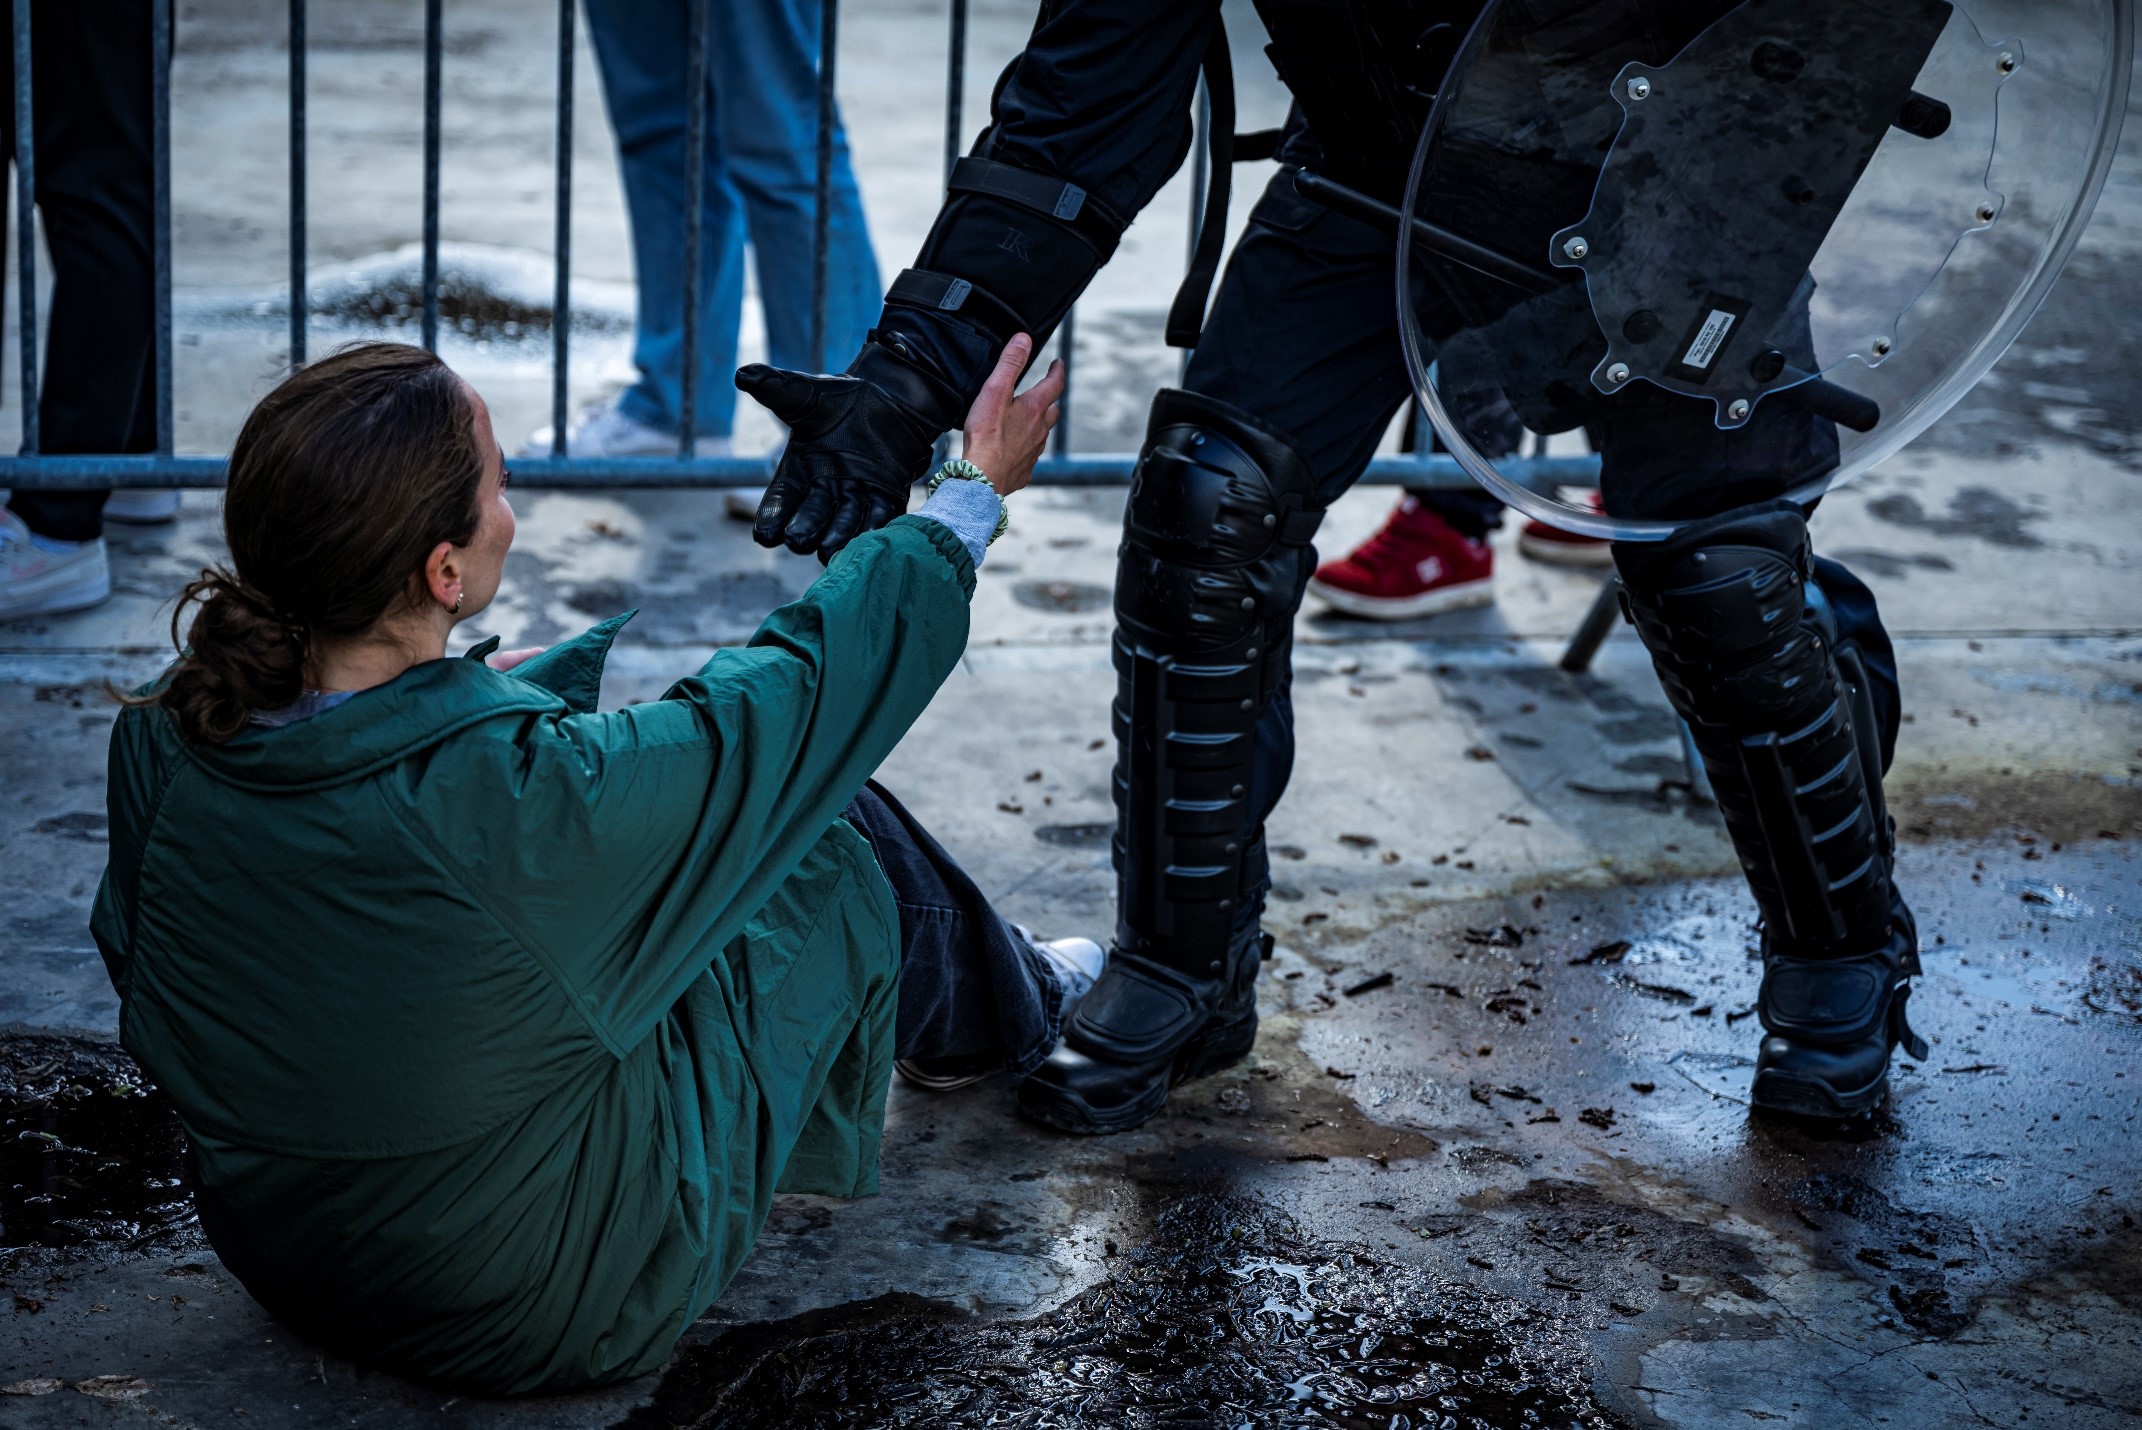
[0,510,110,620]
[519,400,733,459]
[103,489,182,524]
[894,929,1110,1093]
[1025,928,1107,1009]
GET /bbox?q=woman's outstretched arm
[409,341,1061,1051]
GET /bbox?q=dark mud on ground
[0,1033,194,1253]
[630,1194,1626,1430]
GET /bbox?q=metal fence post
[809,0,838,374]
[1052,305,1074,457]
[677,0,709,457]
[929,0,967,471]
[942,0,965,186]
[152,0,173,454]
[549,0,573,456]
[419,0,442,351]
[12,0,34,452]
[288,0,306,365]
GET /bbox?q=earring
[449,593,463,615]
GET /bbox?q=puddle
[1663,1049,1756,1104]
[1786,1172,1983,1338]
[0,1033,195,1252]
[1035,821,1115,850]
[2003,878,2085,919]
[181,242,634,342]
[1864,487,2045,549]
[2084,950,2142,1022]
[634,1194,1625,1429]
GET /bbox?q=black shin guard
[1614,503,1926,1117]
[1019,392,1320,1134]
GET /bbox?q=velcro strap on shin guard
[1890,982,1930,1062]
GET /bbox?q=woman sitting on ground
[92,339,1094,1394]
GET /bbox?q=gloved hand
[735,351,949,558]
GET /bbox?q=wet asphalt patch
[630,1194,1626,1430]
[0,1033,194,1254]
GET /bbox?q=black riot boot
[1018,391,1323,1134]
[1613,503,1929,1118]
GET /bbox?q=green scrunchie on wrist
[925,457,1011,544]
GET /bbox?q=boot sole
[1173,1005,1259,1084]
[1751,1066,1888,1119]
[1017,1008,1260,1136]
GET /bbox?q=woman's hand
[486,646,546,673]
[959,333,1066,497]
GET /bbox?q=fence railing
[0,0,1602,496]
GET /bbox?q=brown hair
[147,343,484,744]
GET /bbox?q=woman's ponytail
[158,569,311,745]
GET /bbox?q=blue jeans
[583,0,882,438]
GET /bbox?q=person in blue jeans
[523,0,881,477]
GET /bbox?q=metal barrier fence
[0,0,1602,496]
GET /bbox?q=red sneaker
[1517,489,1614,568]
[1308,496,1495,620]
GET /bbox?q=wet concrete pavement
[3,1,2142,1425]
[1,837,2136,1426]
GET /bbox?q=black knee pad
[1613,501,1898,961]
[1116,389,1325,651]
[1111,390,1322,976]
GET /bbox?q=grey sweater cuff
[914,477,1004,570]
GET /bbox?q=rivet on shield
[1626,76,1651,101]
[1975,202,1998,224]
[1997,51,2018,74]
[1563,235,1589,261]
[1727,399,1751,423]
[1872,336,1894,357]
[1605,362,1631,385]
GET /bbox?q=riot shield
[1394,0,2133,539]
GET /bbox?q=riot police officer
[736,0,1927,1131]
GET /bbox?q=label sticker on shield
[1668,294,1752,383]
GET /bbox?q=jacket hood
[168,611,636,793]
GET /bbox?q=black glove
[735,344,960,558]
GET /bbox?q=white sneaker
[1,510,111,620]
[104,489,182,524]
[1025,928,1107,1008]
[519,400,733,459]
[893,929,1109,1093]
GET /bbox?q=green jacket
[91,517,975,1393]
